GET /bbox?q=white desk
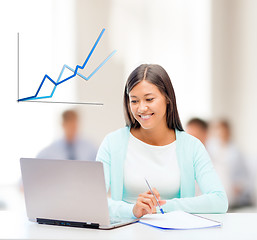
[1,211,257,240]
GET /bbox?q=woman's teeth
[140,114,153,120]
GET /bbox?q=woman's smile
[138,113,154,121]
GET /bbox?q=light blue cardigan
[96,127,228,218]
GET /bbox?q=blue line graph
[18,28,116,102]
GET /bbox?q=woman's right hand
[132,188,166,218]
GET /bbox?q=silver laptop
[20,158,138,229]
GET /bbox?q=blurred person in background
[207,120,253,209]
[186,118,208,146]
[37,110,98,161]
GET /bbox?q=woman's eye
[146,98,154,102]
[130,100,138,104]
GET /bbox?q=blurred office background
[0,0,256,212]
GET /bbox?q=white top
[123,133,180,204]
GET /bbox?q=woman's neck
[131,126,176,146]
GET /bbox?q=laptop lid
[20,158,112,227]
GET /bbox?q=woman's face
[129,80,167,130]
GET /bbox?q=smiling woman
[124,64,183,146]
[129,80,167,131]
[96,64,228,219]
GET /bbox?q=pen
[144,178,164,214]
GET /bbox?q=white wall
[74,0,212,145]
[211,0,257,157]
[0,0,212,185]
[0,0,76,185]
[211,0,257,205]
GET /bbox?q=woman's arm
[163,140,228,214]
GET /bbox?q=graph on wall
[17,28,116,105]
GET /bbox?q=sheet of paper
[139,211,221,230]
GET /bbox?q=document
[139,211,221,230]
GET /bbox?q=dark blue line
[82,29,105,69]
[19,74,56,101]
[34,78,45,96]
[56,74,73,85]
[18,96,35,101]
[56,29,105,86]
[34,75,55,96]
[45,74,56,85]
[18,28,113,102]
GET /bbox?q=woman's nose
[138,102,148,113]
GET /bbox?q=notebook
[139,211,222,230]
[20,158,138,229]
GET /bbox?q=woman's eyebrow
[130,93,154,98]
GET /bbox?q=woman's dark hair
[123,64,184,131]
